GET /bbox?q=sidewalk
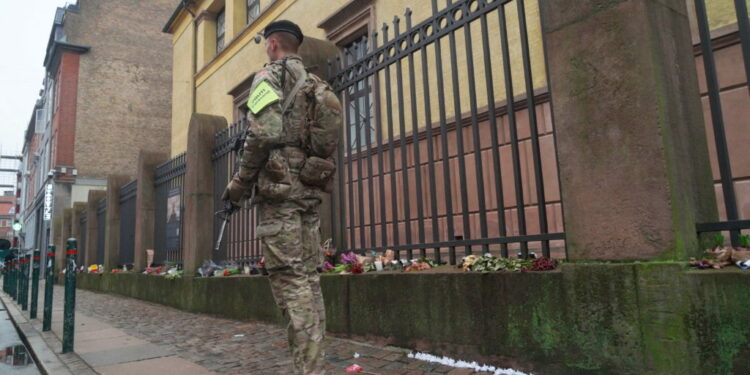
[2,280,507,375]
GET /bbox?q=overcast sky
[0,0,71,157]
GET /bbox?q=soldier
[222,20,341,375]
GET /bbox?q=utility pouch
[258,149,292,200]
[299,156,336,193]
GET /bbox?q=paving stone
[39,285,506,375]
[446,369,474,375]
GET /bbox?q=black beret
[263,20,303,44]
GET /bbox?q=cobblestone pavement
[59,286,497,375]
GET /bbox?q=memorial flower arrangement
[691,234,750,270]
[323,247,442,274]
[461,253,558,272]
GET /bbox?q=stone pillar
[59,208,73,274]
[540,0,717,260]
[69,203,87,273]
[226,0,246,39]
[52,215,64,274]
[134,151,169,272]
[195,11,218,69]
[85,190,107,266]
[104,175,131,271]
[183,114,226,274]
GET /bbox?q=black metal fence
[154,153,186,265]
[96,198,106,266]
[212,119,262,263]
[78,210,87,265]
[327,0,564,264]
[118,180,137,266]
[693,0,750,245]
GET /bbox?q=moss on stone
[75,263,750,374]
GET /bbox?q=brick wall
[63,0,174,179]
[52,52,80,169]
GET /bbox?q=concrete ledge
[76,263,750,375]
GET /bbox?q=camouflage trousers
[257,198,326,375]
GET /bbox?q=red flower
[530,257,556,271]
[351,263,364,274]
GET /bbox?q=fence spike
[405,8,413,29]
[382,22,390,42]
[393,16,401,36]
[432,0,438,14]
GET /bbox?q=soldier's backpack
[282,69,342,192]
[282,71,342,158]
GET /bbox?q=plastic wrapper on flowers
[462,253,558,272]
[322,249,440,274]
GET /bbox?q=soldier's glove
[222,175,253,208]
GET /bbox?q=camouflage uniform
[226,55,331,375]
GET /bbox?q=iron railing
[212,118,262,263]
[327,0,565,264]
[154,153,186,265]
[96,198,106,266]
[78,210,87,266]
[693,0,750,245]
[118,180,137,266]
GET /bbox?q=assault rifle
[214,186,254,251]
[214,121,253,252]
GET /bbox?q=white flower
[406,351,532,375]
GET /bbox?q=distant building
[18,0,175,253]
[0,191,16,245]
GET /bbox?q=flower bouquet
[462,253,559,272]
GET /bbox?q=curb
[0,290,75,375]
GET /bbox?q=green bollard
[11,254,18,300]
[21,253,30,311]
[43,246,56,332]
[62,238,77,353]
[30,249,41,319]
[14,254,21,301]
[15,253,23,302]
[9,254,16,300]
[3,259,7,294]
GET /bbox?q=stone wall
[77,263,750,375]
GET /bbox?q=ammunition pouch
[257,149,292,200]
[299,156,336,193]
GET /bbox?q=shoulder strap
[281,69,308,114]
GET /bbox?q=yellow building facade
[165,0,736,156]
[164,0,553,155]
[162,0,747,255]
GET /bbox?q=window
[343,35,374,149]
[216,8,226,54]
[247,0,260,25]
[319,0,376,150]
[55,71,62,112]
[228,74,255,122]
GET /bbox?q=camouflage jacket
[237,55,319,201]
